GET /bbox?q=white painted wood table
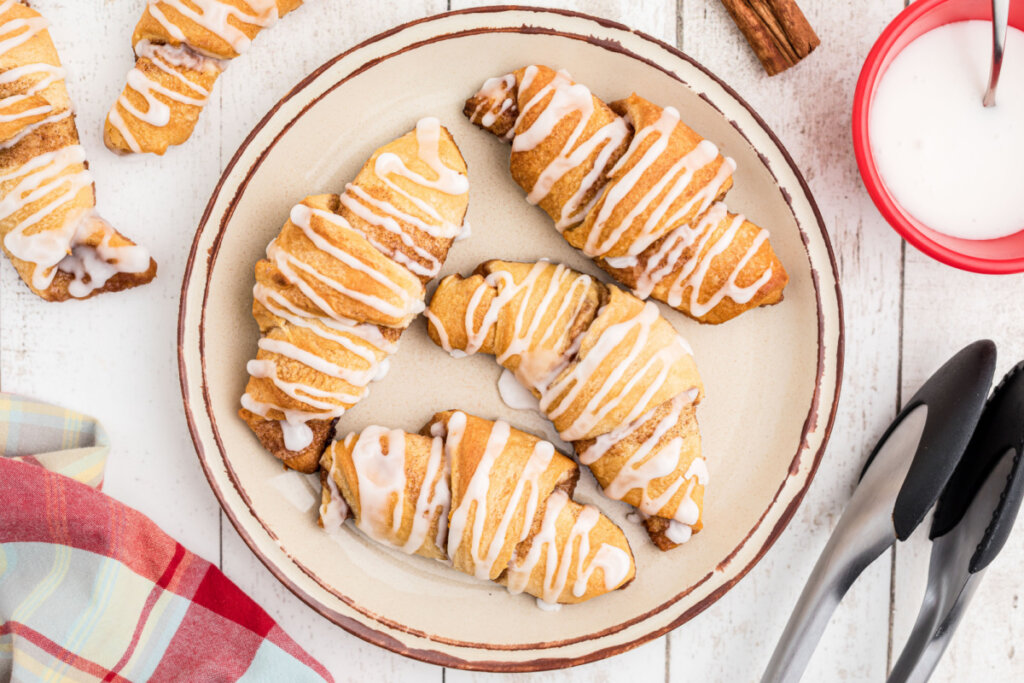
[5,1,1022,680]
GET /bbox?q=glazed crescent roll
[465,65,787,324]
[239,119,469,472]
[426,260,706,550]
[105,1,304,155]
[319,410,636,605]
[0,1,156,300]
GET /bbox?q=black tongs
[887,360,1024,682]
[762,340,1002,682]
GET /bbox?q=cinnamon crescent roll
[319,410,636,605]
[426,260,707,550]
[0,1,156,300]
[465,65,787,324]
[240,119,469,472]
[105,1,304,155]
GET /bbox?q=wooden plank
[895,246,1024,681]
[670,1,904,680]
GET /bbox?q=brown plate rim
[177,4,845,672]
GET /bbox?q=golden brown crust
[339,124,468,284]
[464,73,518,139]
[504,494,636,604]
[323,428,449,560]
[508,66,630,233]
[544,284,703,440]
[239,407,334,473]
[104,53,220,156]
[41,259,157,302]
[429,410,580,580]
[575,398,704,530]
[266,194,425,328]
[427,260,603,391]
[597,210,789,325]
[642,516,680,551]
[563,94,733,258]
[133,1,302,60]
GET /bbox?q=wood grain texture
[0,1,1020,681]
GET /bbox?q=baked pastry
[465,65,787,324]
[425,260,706,550]
[239,118,469,472]
[105,1,303,155]
[0,1,156,300]
[319,410,636,605]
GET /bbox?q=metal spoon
[983,0,1010,107]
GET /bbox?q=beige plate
[178,6,843,672]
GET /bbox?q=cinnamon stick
[719,0,820,76]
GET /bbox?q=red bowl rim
[853,0,1024,274]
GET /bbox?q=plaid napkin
[0,394,333,682]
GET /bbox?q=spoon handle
[983,0,1010,107]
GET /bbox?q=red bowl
[853,0,1024,274]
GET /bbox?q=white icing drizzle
[0,96,51,123]
[326,415,634,606]
[665,520,693,544]
[446,413,556,580]
[108,40,218,154]
[0,108,69,150]
[109,0,274,152]
[0,2,47,56]
[146,0,280,56]
[0,146,150,294]
[628,202,773,317]
[348,427,408,544]
[578,392,703,523]
[430,262,592,393]
[480,69,768,318]
[428,261,694,441]
[401,432,450,554]
[0,62,65,96]
[58,215,152,298]
[338,117,468,277]
[469,73,516,129]
[319,452,349,532]
[535,597,562,612]
[584,104,731,258]
[511,66,630,230]
[274,203,424,321]
[505,489,632,602]
[455,218,471,242]
[240,296,395,452]
[539,299,688,441]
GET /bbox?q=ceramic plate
[178,7,843,672]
